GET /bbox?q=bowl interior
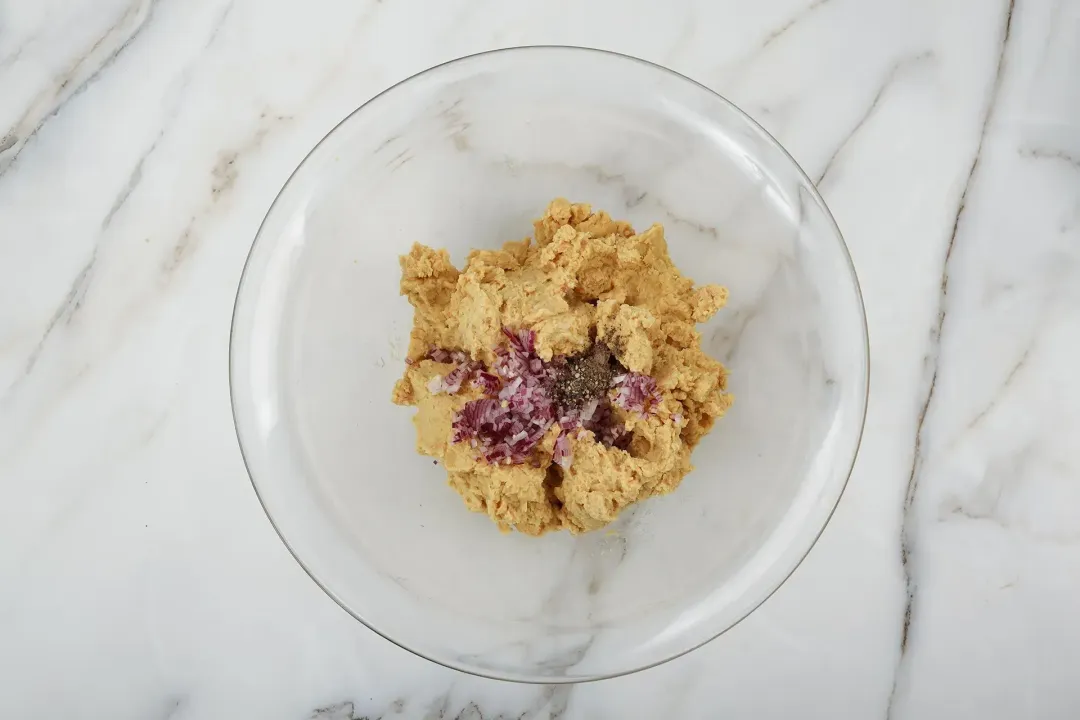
[231,48,867,682]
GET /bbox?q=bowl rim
[229,44,870,684]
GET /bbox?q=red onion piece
[612,372,662,416]
[444,330,660,467]
[553,431,572,469]
[472,371,501,396]
[449,328,555,464]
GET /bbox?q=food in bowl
[392,199,733,535]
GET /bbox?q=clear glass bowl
[230,47,868,683]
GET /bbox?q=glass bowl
[230,46,868,683]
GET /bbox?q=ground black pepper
[552,343,623,411]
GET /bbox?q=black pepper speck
[552,343,623,411]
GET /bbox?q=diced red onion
[452,398,504,443]
[579,398,599,425]
[427,348,468,364]
[445,330,660,467]
[502,327,536,355]
[558,409,580,431]
[499,376,523,401]
[553,431,572,469]
[472,371,501,396]
[612,372,662,416]
[449,329,556,464]
[440,362,476,394]
[425,349,504,397]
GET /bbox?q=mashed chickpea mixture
[392,199,732,535]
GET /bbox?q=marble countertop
[3,0,1079,717]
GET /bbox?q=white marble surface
[1,0,1079,717]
